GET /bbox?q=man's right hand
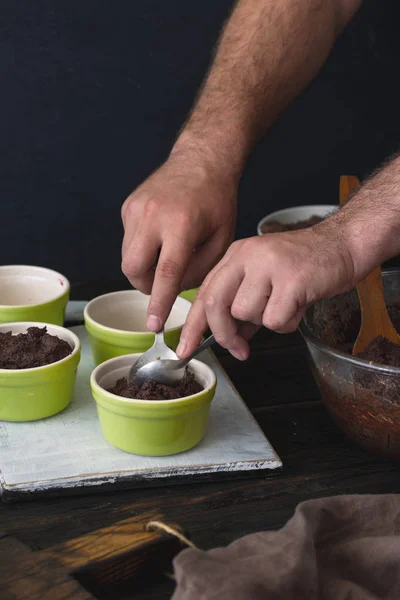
[121,151,238,332]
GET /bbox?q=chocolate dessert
[0,326,72,369]
[261,215,323,234]
[108,369,203,401]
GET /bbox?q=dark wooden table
[2,287,400,598]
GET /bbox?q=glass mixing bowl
[300,268,400,459]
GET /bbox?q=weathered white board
[0,319,281,501]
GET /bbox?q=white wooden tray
[0,315,281,501]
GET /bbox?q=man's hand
[121,152,237,331]
[120,0,363,333]
[177,226,355,360]
[119,0,362,331]
[176,153,400,361]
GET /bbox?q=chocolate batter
[0,326,72,369]
[308,296,400,459]
[108,369,203,400]
[356,335,400,367]
[261,215,323,234]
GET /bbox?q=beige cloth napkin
[172,494,400,599]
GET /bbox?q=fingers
[176,297,208,359]
[203,263,249,360]
[121,227,160,295]
[180,235,228,291]
[146,234,196,331]
[231,272,271,325]
[262,283,305,333]
[122,195,198,322]
[179,256,249,361]
[177,241,245,357]
[178,239,307,361]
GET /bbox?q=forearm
[172,0,362,181]
[318,156,400,282]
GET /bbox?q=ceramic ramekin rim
[90,353,217,408]
[0,322,81,375]
[0,265,70,309]
[83,290,192,337]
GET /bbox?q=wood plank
[0,534,92,599]
[46,513,188,599]
[3,402,399,550]
[4,463,399,600]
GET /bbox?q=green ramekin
[90,353,216,456]
[180,288,197,303]
[0,265,70,326]
[0,322,81,422]
[84,290,192,365]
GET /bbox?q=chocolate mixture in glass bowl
[261,215,323,234]
[301,274,400,459]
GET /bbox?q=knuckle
[262,313,283,332]
[193,286,205,302]
[122,192,141,216]
[143,197,161,218]
[181,321,198,341]
[231,302,251,322]
[121,200,128,221]
[230,239,243,252]
[181,320,194,335]
[158,259,182,280]
[121,258,141,279]
[148,297,164,314]
[240,238,254,253]
[213,332,231,347]
[263,244,279,264]
[203,292,217,309]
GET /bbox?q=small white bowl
[0,265,70,325]
[257,205,338,236]
[84,290,192,365]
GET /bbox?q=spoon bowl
[133,358,187,387]
[130,333,216,387]
[128,329,176,384]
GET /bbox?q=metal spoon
[128,328,176,384]
[129,331,215,387]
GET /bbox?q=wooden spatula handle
[339,175,360,205]
[355,269,399,348]
[339,175,400,353]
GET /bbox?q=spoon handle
[154,330,165,346]
[174,335,215,368]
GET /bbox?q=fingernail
[147,315,161,332]
[176,338,187,357]
[230,347,247,361]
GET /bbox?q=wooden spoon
[339,175,400,354]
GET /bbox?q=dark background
[0,0,399,296]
